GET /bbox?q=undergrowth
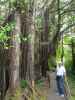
[68,74,75,100]
[20,79,47,100]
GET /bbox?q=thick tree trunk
[41,8,49,77]
[26,1,35,87]
[9,10,21,92]
[20,12,28,80]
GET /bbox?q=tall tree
[41,8,49,76]
[6,9,21,100]
[26,0,35,87]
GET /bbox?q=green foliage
[64,45,72,70]
[0,19,32,49]
[56,46,62,62]
[56,34,75,99]
[16,0,30,13]
[0,21,15,41]
[14,34,21,44]
[35,16,43,30]
[0,16,4,21]
[0,21,15,49]
[48,57,52,70]
[20,80,28,89]
[68,75,75,100]
[65,58,72,71]
[71,16,75,22]
[56,34,75,71]
[72,37,75,44]
[0,32,8,42]
[70,96,75,100]
[21,34,32,43]
[22,37,28,42]
[64,35,72,44]
[48,55,56,70]
[36,80,44,87]
[19,0,30,6]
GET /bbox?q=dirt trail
[47,72,65,100]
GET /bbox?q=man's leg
[59,76,65,95]
[56,76,60,94]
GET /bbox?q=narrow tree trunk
[34,31,41,80]
[71,39,75,73]
[0,49,6,100]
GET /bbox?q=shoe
[60,94,64,97]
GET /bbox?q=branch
[43,0,55,13]
[48,0,73,14]
[60,22,75,35]
[61,9,75,15]
[52,22,75,46]
[35,0,55,16]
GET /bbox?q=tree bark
[41,8,49,77]
[26,1,35,87]
[20,12,28,80]
[9,10,21,92]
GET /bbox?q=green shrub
[70,96,75,100]
[20,80,28,89]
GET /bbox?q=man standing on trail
[56,62,66,97]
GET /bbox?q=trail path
[47,72,65,100]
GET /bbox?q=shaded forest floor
[21,72,66,100]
